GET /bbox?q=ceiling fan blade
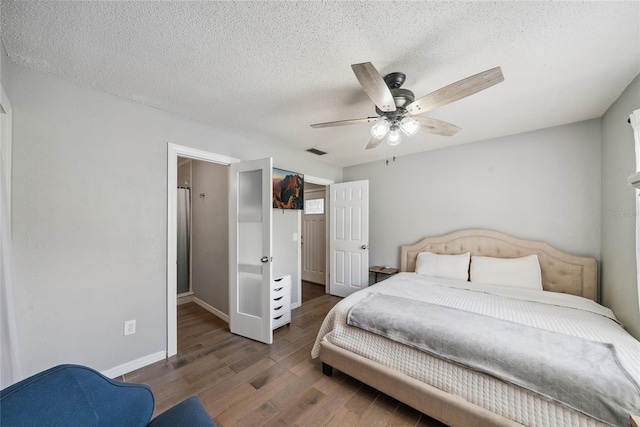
[365,136,384,150]
[351,62,397,112]
[310,117,379,128]
[413,116,461,137]
[406,67,504,115]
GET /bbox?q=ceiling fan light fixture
[371,117,391,139]
[387,126,401,146]
[310,62,504,153]
[399,116,420,136]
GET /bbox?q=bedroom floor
[122,296,447,427]
[302,280,326,303]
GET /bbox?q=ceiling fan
[310,62,504,150]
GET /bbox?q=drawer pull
[274,305,283,311]
[274,296,283,301]
[274,287,283,292]
[274,278,283,282]
[274,315,283,320]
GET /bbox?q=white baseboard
[193,297,229,323]
[177,293,194,305]
[102,299,227,379]
[102,350,166,379]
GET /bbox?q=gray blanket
[347,293,640,427]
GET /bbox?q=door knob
[261,256,269,263]
[361,245,368,250]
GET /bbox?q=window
[305,198,324,214]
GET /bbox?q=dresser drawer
[271,275,291,298]
[272,310,291,329]
[271,275,291,330]
[272,294,288,306]
[271,296,290,318]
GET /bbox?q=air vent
[306,148,327,156]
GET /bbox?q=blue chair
[0,364,216,426]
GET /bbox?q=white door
[329,180,369,297]
[302,188,326,285]
[229,158,273,344]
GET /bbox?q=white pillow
[415,251,470,281]
[470,254,542,290]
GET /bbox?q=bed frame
[320,229,598,427]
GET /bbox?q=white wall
[601,73,640,339]
[191,160,229,314]
[1,42,6,89]
[344,120,602,270]
[177,158,191,188]
[5,61,342,378]
[1,42,9,205]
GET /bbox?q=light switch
[293,233,298,241]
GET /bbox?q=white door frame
[167,143,239,357]
[301,175,333,302]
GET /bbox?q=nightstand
[369,266,399,283]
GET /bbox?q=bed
[312,229,640,427]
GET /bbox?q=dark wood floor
[122,294,446,426]
[302,280,326,303]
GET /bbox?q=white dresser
[271,275,291,330]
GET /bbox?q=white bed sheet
[312,273,640,427]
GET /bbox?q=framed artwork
[272,168,304,209]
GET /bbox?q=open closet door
[229,158,273,344]
[329,180,369,297]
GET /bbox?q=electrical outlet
[124,319,136,336]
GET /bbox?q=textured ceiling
[1,1,639,167]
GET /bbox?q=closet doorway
[167,144,238,357]
[176,156,230,306]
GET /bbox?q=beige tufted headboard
[400,229,598,301]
